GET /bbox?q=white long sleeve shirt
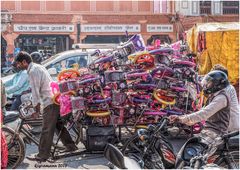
[27,62,53,108]
[179,89,228,126]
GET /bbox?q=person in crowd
[31,52,43,64]
[169,70,232,167]
[1,109,8,169]
[211,64,239,132]
[4,62,30,111]
[15,51,77,162]
[60,60,67,70]
[1,80,7,116]
[5,54,14,68]
[1,78,8,169]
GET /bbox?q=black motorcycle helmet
[30,52,42,64]
[201,70,229,95]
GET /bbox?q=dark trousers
[10,95,22,111]
[38,104,75,159]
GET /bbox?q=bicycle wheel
[2,126,26,169]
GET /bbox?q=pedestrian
[1,81,8,168]
[15,51,77,162]
[1,109,8,169]
[1,80,7,116]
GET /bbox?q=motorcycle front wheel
[121,133,165,169]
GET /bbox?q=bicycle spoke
[8,153,21,157]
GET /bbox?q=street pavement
[18,143,109,169]
[17,136,186,169]
[6,119,187,169]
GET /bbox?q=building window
[182,1,188,9]
[223,1,239,14]
[200,1,211,15]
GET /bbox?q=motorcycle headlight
[183,143,204,161]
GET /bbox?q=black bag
[86,126,116,151]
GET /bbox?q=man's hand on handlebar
[31,112,40,119]
[168,115,180,124]
[32,103,41,119]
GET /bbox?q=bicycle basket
[19,100,35,119]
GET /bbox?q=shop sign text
[81,24,141,33]
[147,25,173,32]
[14,24,74,32]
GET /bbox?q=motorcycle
[176,131,239,169]
[104,117,239,169]
[104,117,176,169]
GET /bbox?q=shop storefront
[11,24,75,56]
[80,24,140,44]
[15,34,73,56]
[2,14,176,55]
[147,35,172,45]
[79,23,174,46]
[146,24,173,45]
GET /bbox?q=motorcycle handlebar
[153,117,168,135]
[222,131,239,139]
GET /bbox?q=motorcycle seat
[228,135,239,149]
[217,132,239,150]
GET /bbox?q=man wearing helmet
[211,64,239,132]
[169,70,231,136]
[170,70,233,168]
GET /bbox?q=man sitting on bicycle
[169,70,233,167]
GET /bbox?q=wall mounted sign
[147,24,173,32]
[14,24,74,32]
[81,24,141,33]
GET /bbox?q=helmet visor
[201,75,213,91]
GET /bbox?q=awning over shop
[187,22,239,85]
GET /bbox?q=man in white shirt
[15,51,77,162]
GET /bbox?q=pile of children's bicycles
[51,34,204,137]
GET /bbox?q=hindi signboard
[14,24,74,32]
[147,24,173,32]
[81,24,141,33]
